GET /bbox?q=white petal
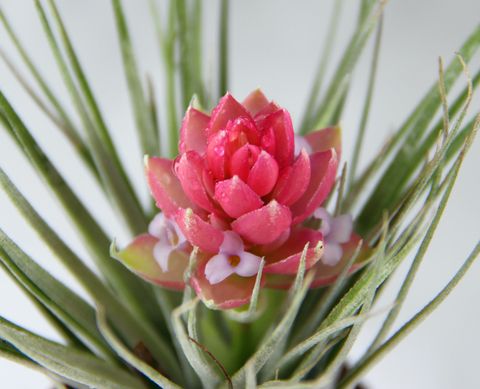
[235,252,262,277]
[314,207,332,236]
[153,240,172,272]
[330,214,353,243]
[204,254,235,284]
[294,135,312,157]
[220,230,244,254]
[321,243,343,266]
[148,213,167,238]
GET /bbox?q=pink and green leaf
[112,234,189,290]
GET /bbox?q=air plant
[0,1,478,388]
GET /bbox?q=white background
[0,1,479,388]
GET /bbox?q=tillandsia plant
[0,1,479,388]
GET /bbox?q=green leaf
[368,115,478,351]
[0,91,162,336]
[35,0,147,236]
[230,248,312,388]
[0,258,90,352]
[0,339,58,383]
[0,7,88,155]
[301,1,382,134]
[259,245,310,381]
[357,25,480,233]
[150,0,179,156]
[339,240,480,388]
[299,0,344,133]
[111,0,160,157]
[277,313,370,374]
[289,240,363,345]
[0,49,100,183]
[0,316,146,389]
[176,0,193,110]
[294,219,387,381]
[218,0,229,98]
[258,335,347,388]
[96,306,181,389]
[348,15,383,187]
[0,168,173,360]
[226,259,265,323]
[154,288,200,389]
[310,125,477,377]
[172,299,221,388]
[191,0,207,107]
[0,231,115,361]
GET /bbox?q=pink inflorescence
[116,90,364,308]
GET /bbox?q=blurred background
[0,0,479,388]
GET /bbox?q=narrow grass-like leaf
[0,340,55,382]
[260,245,310,381]
[191,0,207,107]
[0,7,82,145]
[360,85,475,249]
[0,234,115,362]
[150,0,179,156]
[368,73,476,245]
[0,258,87,351]
[368,115,477,351]
[0,168,181,371]
[357,26,480,233]
[310,74,350,129]
[96,306,181,389]
[226,259,265,323]
[278,313,369,374]
[230,249,312,388]
[187,303,231,386]
[172,298,220,388]
[290,240,363,345]
[111,0,159,157]
[0,90,162,334]
[299,0,344,133]
[344,64,479,213]
[245,363,257,389]
[334,163,348,215]
[294,218,387,381]
[348,16,383,187]
[308,220,387,385]
[445,115,478,160]
[41,0,147,235]
[146,75,161,156]
[176,0,192,110]
[301,1,382,134]
[178,252,229,384]
[339,240,480,388]
[0,49,87,160]
[0,316,146,389]
[154,288,199,389]
[218,0,229,98]
[258,334,347,388]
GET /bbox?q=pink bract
[116,90,367,309]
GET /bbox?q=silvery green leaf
[96,306,181,389]
[0,316,146,389]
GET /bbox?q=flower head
[115,90,366,308]
[205,231,262,284]
[148,213,187,272]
